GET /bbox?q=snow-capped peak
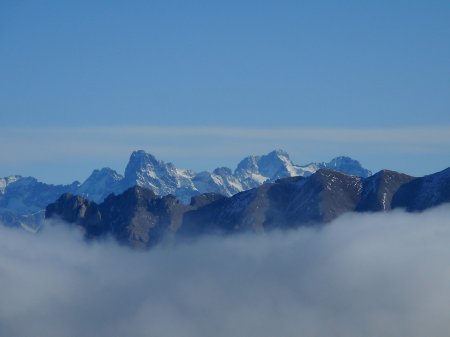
[322,156,372,178]
[122,150,197,200]
[234,149,309,188]
[0,149,374,228]
[125,150,160,173]
[77,168,124,202]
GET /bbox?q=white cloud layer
[2,206,450,337]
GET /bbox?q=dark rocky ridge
[46,167,450,248]
[392,167,450,211]
[46,187,223,248]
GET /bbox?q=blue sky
[1,1,449,183]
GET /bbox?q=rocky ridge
[46,166,450,248]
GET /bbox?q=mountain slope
[46,166,450,248]
[392,167,450,211]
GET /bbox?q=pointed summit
[125,150,160,176]
[258,149,296,179]
[234,149,305,188]
[323,156,372,178]
[123,150,173,191]
[122,150,197,201]
[78,168,124,202]
[268,149,290,158]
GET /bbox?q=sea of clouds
[1,206,450,337]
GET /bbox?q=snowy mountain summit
[75,149,371,203]
[122,150,198,198]
[0,150,371,227]
[77,168,124,202]
[233,150,371,189]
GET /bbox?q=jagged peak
[98,167,120,174]
[266,149,290,159]
[213,167,233,176]
[124,150,163,180]
[89,167,122,178]
[328,155,355,162]
[322,156,372,178]
[129,150,159,164]
[235,155,260,172]
[79,168,123,194]
[235,150,291,172]
[126,151,180,173]
[131,149,148,157]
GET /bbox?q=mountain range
[0,150,371,228]
[46,166,450,248]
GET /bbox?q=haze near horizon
[0,1,449,182]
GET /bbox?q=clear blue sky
[1,1,449,183]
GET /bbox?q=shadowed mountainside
[46,167,450,248]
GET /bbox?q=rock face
[46,186,221,248]
[1,150,371,228]
[46,167,450,248]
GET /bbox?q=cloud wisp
[1,125,450,183]
[2,126,450,162]
[2,206,450,337]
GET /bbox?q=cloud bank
[2,206,450,337]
